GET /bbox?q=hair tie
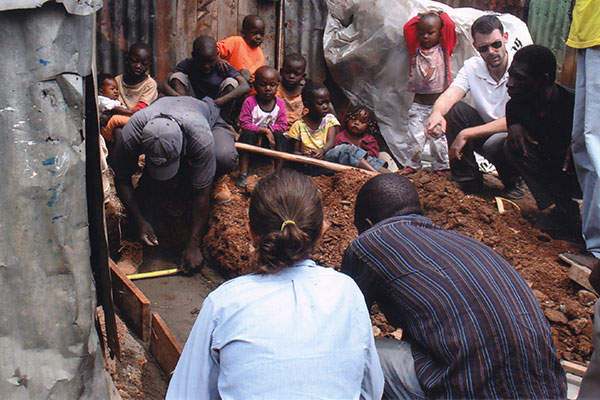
[280,220,296,231]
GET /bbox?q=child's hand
[312,148,325,159]
[216,57,231,75]
[263,128,276,149]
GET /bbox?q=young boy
[216,15,266,85]
[159,36,250,123]
[402,11,457,173]
[277,54,307,130]
[114,42,158,110]
[98,73,135,143]
[236,66,287,188]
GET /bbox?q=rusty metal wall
[283,0,329,82]
[527,0,571,67]
[96,0,157,77]
[96,0,278,84]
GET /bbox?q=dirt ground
[204,166,596,364]
[105,164,596,398]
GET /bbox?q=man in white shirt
[426,14,523,199]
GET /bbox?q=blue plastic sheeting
[0,2,113,398]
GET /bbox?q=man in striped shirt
[342,174,566,399]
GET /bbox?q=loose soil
[204,167,596,364]
[105,165,596,398]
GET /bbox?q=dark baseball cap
[141,116,183,181]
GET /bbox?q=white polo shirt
[450,54,512,123]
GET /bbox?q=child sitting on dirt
[323,105,390,173]
[114,42,158,111]
[166,168,383,399]
[98,73,136,143]
[288,81,340,163]
[277,54,307,129]
[216,15,265,87]
[236,66,288,189]
[402,11,457,174]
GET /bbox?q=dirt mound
[204,169,595,363]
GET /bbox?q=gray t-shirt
[113,96,219,190]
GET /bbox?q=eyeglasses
[476,40,503,53]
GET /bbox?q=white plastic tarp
[323,0,533,166]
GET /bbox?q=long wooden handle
[234,143,376,175]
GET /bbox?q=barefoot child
[167,169,383,399]
[277,54,307,129]
[216,15,265,86]
[114,42,158,111]
[324,105,390,173]
[288,81,339,164]
[236,66,288,188]
[402,11,457,173]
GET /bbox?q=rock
[533,290,549,302]
[544,308,568,324]
[372,326,381,337]
[577,290,598,306]
[577,336,594,356]
[391,329,403,341]
[568,318,589,334]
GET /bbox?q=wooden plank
[257,2,276,66]
[110,259,152,341]
[567,264,598,295]
[150,312,183,378]
[235,142,377,175]
[156,0,177,83]
[561,360,588,377]
[558,46,577,89]
[217,0,238,40]
[196,0,218,39]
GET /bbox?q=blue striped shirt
[342,215,566,399]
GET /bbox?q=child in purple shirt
[236,66,287,188]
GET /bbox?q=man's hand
[449,130,469,160]
[506,124,536,157]
[137,219,159,246]
[181,244,205,274]
[425,111,447,138]
[215,57,231,75]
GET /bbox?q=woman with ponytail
[167,169,383,399]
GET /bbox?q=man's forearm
[188,186,211,248]
[431,86,465,117]
[462,117,507,140]
[116,183,145,225]
[215,77,250,106]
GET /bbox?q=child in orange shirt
[216,15,265,86]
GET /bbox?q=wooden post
[234,143,377,175]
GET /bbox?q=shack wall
[96,0,279,84]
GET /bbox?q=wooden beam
[150,312,183,378]
[235,142,377,175]
[110,259,152,341]
[561,360,588,377]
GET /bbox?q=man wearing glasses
[426,14,523,199]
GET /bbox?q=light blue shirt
[166,259,383,399]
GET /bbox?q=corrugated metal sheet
[96,0,156,77]
[527,0,571,67]
[283,0,329,82]
[436,0,528,19]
